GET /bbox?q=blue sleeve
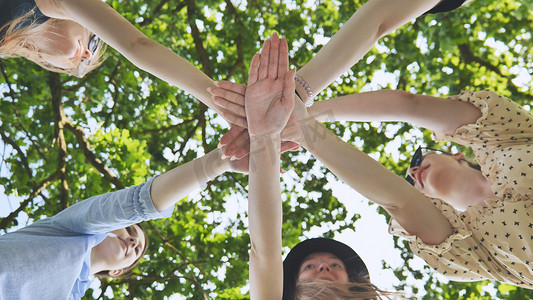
[48,177,172,234]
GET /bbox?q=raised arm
[308,90,482,135]
[35,0,219,113]
[245,34,295,300]
[294,0,441,102]
[284,99,454,245]
[48,147,238,234]
[150,148,232,212]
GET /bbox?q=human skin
[297,252,349,283]
[90,224,145,276]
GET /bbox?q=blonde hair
[0,10,106,77]
[294,278,397,300]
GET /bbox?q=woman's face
[93,224,146,275]
[297,252,349,282]
[34,19,94,70]
[407,152,474,202]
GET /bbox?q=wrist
[297,117,325,149]
[194,149,230,180]
[294,74,314,107]
[250,133,282,147]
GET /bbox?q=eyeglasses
[77,34,101,76]
[405,146,448,186]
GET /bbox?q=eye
[87,34,100,54]
[126,227,131,234]
[331,263,342,269]
[303,264,314,270]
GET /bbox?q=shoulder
[34,0,68,19]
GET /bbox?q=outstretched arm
[308,90,481,135]
[294,0,441,102]
[36,0,219,114]
[284,100,453,245]
[150,148,231,212]
[246,34,295,300]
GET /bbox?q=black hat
[424,0,467,15]
[282,238,369,300]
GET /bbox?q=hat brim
[424,0,466,15]
[282,238,369,300]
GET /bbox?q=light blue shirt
[0,177,171,299]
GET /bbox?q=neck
[448,170,495,210]
[89,246,106,275]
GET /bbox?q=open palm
[245,33,295,137]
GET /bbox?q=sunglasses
[77,34,101,76]
[405,146,449,186]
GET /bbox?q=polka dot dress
[389,90,533,289]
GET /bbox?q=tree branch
[49,72,69,209]
[0,171,60,230]
[457,43,533,101]
[185,0,213,77]
[63,120,124,190]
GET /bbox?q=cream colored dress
[389,90,533,288]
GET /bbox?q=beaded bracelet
[294,74,314,107]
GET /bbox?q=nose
[81,48,92,61]
[318,263,330,273]
[128,236,139,249]
[407,166,419,181]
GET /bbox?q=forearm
[299,118,412,210]
[248,134,283,299]
[308,90,412,123]
[44,0,221,114]
[248,135,282,255]
[125,39,220,113]
[297,0,439,97]
[308,90,481,135]
[299,118,453,244]
[151,148,230,212]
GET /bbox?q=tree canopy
[0,0,532,299]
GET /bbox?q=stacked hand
[208,36,311,159]
[245,33,295,136]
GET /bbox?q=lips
[315,273,335,281]
[416,165,429,187]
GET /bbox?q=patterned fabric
[0,0,49,39]
[389,90,533,288]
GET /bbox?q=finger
[258,39,270,80]
[248,53,260,85]
[214,97,246,117]
[268,33,279,79]
[221,111,248,128]
[213,81,246,95]
[209,88,245,106]
[278,37,289,78]
[281,141,300,153]
[232,147,250,161]
[224,130,250,158]
[281,68,296,106]
[219,126,246,148]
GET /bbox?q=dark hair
[283,238,370,300]
[94,223,149,278]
